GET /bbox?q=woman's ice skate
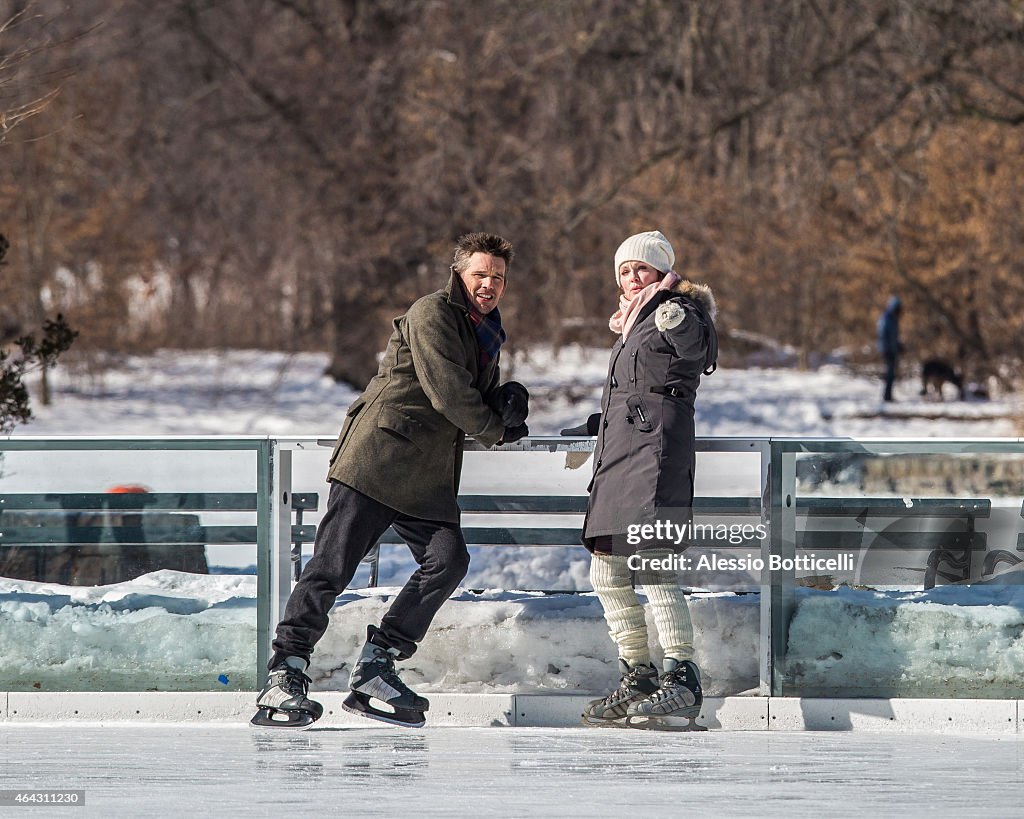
[581,660,659,727]
[625,658,706,731]
[342,640,429,728]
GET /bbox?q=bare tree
[2,0,1023,387]
[0,1,64,141]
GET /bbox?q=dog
[919,358,965,400]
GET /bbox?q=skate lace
[601,667,650,706]
[276,665,311,697]
[650,668,698,704]
[369,646,397,673]
[365,647,408,686]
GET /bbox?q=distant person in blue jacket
[876,296,903,402]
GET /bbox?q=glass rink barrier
[1,436,1023,700]
[0,437,271,693]
[766,438,1024,700]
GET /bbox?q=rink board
[1,692,1021,734]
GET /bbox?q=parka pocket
[626,395,654,432]
[646,350,673,385]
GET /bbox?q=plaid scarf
[468,307,506,369]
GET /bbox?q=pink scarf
[608,271,681,340]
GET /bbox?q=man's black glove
[489,381,530,428]
[560,413,601,437]
[501,423,529,444]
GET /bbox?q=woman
[565,230,718,729]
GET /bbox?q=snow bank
[786,581,1024,697]
[0,571,758,694]
[4,569,1024,698]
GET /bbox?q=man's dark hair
[452,232,514,274]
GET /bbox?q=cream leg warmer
[589,552,650,666]
[636,551,694,663]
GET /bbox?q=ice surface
[1,725,1022,818]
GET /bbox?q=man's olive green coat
[327,272,506,522]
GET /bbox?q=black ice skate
[625,658,706,731]
[581,659,659,727]
[251,657,324,729]
[342,640,429,728]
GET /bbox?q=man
[877,295,903,402]
[253,232,529,729]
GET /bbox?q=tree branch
[562,7,892,233]
[176,1,348,182]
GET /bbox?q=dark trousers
[269,481,470,668]
[882,352,898,401]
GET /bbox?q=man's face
[459,252,507,314]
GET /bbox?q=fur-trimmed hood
[672,280,717,321]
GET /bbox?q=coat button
[602,419,608,429]
[596,460,602,468]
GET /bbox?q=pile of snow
[0,572,255,692]
[787,580,1024,697]
[0,571,758,695]
[4,569,1024,697]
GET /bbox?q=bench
[298,489,990,590]
[1,487,991,591]
[979,498,1024,578]
[795,497,991,589]
[0,492,318,586]
[364,495,762,587]
[357,494,987,590]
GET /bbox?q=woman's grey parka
[582,280,718,552]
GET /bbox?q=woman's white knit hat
[613,230,675,282]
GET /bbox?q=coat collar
[623,280,718,338]
[632,288,674,331]
[670,280,717,320]
[627,280,717,340]
[444,270,473,314]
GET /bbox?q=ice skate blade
[250,706,319,730]
[342,692,426,728]
[624,714,707,732]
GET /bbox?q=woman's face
[618,261,661,299]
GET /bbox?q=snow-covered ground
[3,348,1024,697]
[15,346,1023,438]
